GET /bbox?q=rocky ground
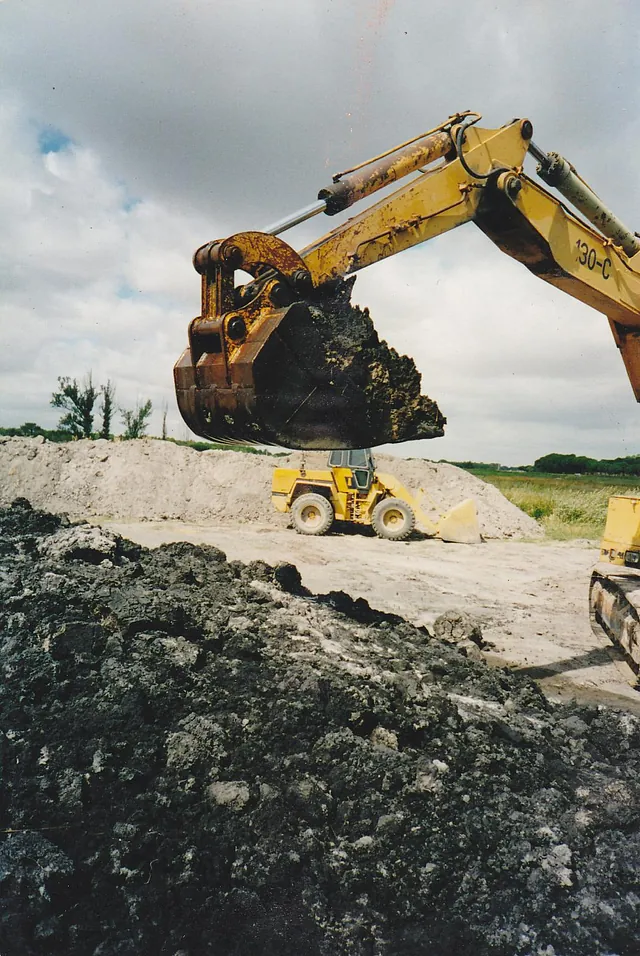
[104,521,638,711]
[1,500,639,955]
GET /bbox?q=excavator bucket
[436,498,482,544]
[175,300,399,448]
[173,233,446,450]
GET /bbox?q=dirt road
[102,520,640,713]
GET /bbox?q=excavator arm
[473,160,640,395]
[174,112,640,448]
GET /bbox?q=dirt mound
[0,437,541,538]
[1,500,638,955]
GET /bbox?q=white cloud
[0,96,210,438]
[352,227,639,462]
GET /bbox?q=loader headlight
[624,550,640,567]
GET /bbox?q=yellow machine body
[596,495,640,566]
[589,495,640,672]
[272,451,481,544]
[272,466,379,523]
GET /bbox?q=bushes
[514,494,555,521]
[0,424,73,443]
[480,474,640,540]
[165,437,286,456]
[533,452,640,476]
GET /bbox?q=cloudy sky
[1,0,639,464]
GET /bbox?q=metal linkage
[262,117,472,236]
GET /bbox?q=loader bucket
[437,499,481,544]
[375,475,481,544]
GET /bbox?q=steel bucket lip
[176,379,445,448]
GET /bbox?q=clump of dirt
[2,499,638,955]
[307,277,446,445]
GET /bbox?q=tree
[100,380,116,439]
[121,399,153,439]
[51,374,98,438]
[161,400,168,440]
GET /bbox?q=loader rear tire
[372,498,415,541]
[291,493,334,536]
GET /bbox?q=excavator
[174,110,640,675]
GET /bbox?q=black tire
[371,497,415,541]
[291,493,334,536]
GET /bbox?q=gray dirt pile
[1,500,638,955]
[0,437,541,538]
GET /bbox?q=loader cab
[328,448,375,492]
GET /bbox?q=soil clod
[304,277,446,445]
[1,500,639,955]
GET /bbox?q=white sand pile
[0,437,542,539]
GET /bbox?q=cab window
[352,468,372,491]
[328,450,348,468]
[348,449,369,468]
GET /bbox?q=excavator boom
[175,112,640,449]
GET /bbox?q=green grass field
[470,471,640,540]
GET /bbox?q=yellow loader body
[597,495,640,566]
[272,454,480,544]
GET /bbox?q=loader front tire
[291,493,334,536]
[372,497,415,541]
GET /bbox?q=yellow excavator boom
[174,109,640,675]
[175,111,640,449]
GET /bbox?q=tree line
[445,454,640,477]
[0,374,160,442]
[50,374,157,440]
[532,453,640,476]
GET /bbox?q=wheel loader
[271,449,480,543]
[174,109,640,676]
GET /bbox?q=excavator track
[589,567,640,677]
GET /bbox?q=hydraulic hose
[455,124,492,180]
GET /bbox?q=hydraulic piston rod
[263,199,327,237]
[531,141,640,258]
[263,129,455,237]
[317,130,453,215]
